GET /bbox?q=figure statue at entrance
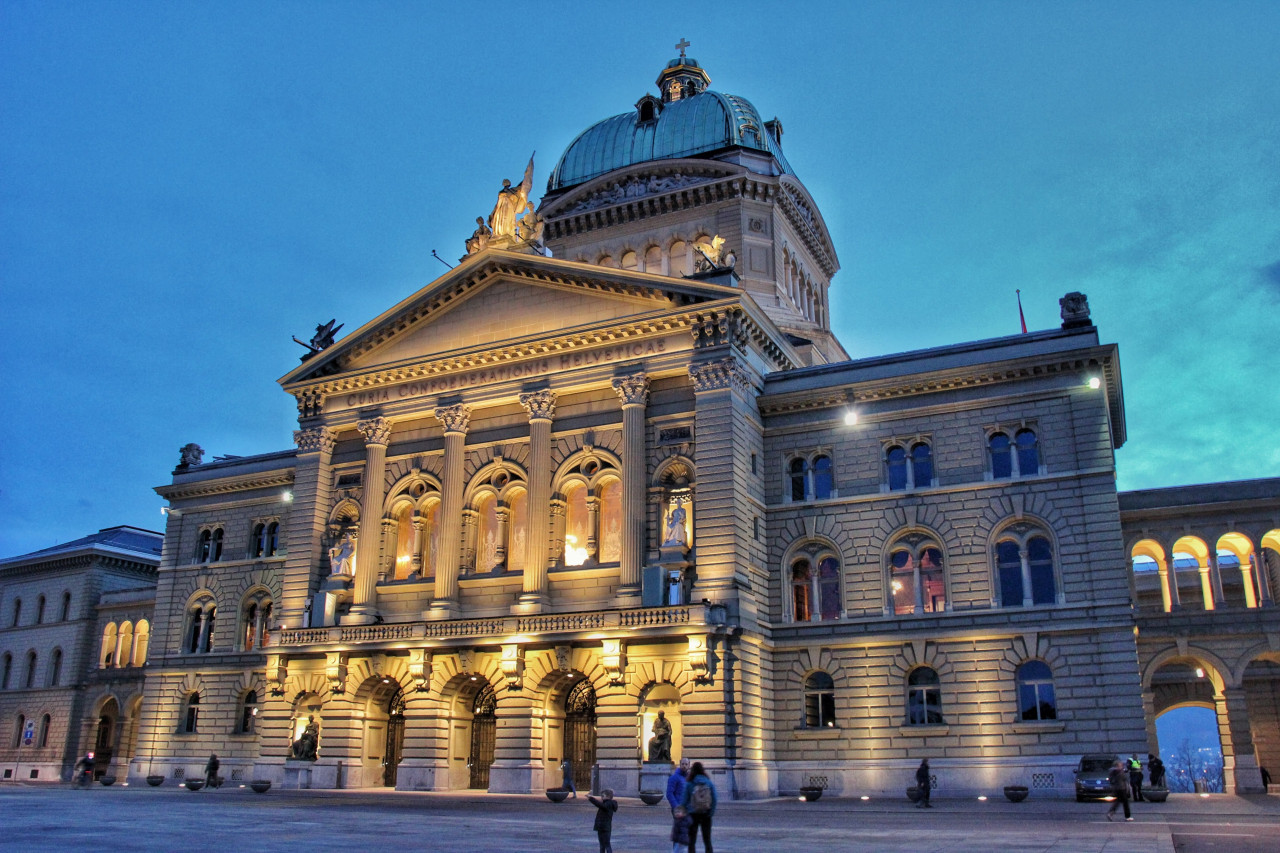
[662,499,688,548]
[329,533,356,576]
[648,710,672,762]
[488,154,535,241]
[290,716,319,760]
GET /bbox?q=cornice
[157,470,295,501]
[776,177,838,277]
[0,553,158,580]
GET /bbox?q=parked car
[1075,754,1119,801]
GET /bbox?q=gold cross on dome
[675,38,690,57]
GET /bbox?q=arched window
[197,529,212,562]
[239,690,259,734]
[597,254,617,268]
[1,653,10,689]
[210,528,224,561]
[644,244,663,273]
[25,651,37,689]
[506,488,528,573]
[116,621,134,668]
[12,714,24,748]
[995,529,1058,607]
[186,598,216,654]
[812,455,833,499]
[791,559,812,622]
[1015,429,1039,476]
[789,550,842,622]
[911,443,933,488]
[886,445,908,490]
[100,623,118,668]
[669,240,689,277]
[597,479,622,563]
[906,667,943,725]
[990,432,1013,479]
[183,693,200,733]
[789,458,806,501]
[48,648,63,686]
[39,714,51,748]
[393,503,415,578]
[132,619,150,666]
[620,250,638,270]
[1017,660,1057,720]
[241,593,273,651]
[803,671,837,728]
[35,595,45,624]
[10,598,20,627]
[476,493,500,572]
[563,482,589,566]
[251,521,279,558]
[888,536,947,615]
[60,592,72,621]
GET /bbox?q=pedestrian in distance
[666,756,691,814]
[915,758,932,808]
[204,753,220,789]
[681,761,717,853]
[1148,754,1165,788]
[1106,759,1133,821]
[587,788,618,853]
[1128,753,1143,801]
[670,805,693,853]
[561,757,577,798]
[74,751,95,787]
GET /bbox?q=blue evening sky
[2,1,1278,556]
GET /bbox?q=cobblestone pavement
[1,785,1276,853]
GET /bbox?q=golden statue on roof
[488,153,535,243]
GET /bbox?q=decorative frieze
[691,310,749,351]
[356,416,392,446]
[295,389,324,419]
[563,172,718,214]
[518,389,557,421]
[434,404,472,435]
[611,373,650,407]
[294,426,336,455]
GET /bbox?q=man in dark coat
[1107,759,1132,821]
[915,758,932,808]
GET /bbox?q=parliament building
[3,52,1278,798]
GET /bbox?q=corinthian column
[429,404,471,618]
[281,426,335,628]
[346,416,392,624]
[516,390,556,612]
[612,374,649,603]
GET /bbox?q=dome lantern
[656,38,710,103]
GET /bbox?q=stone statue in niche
[329,533,356,576]
[488,154,535,241]
[290,716,319,760]
[662,495,689,548]
[177,443,204,469]
[648,710,672,762]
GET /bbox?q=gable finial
[675,38,690,58]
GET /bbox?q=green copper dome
[547,58,792,191]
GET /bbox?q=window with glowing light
[790,552,842,622]
[906,667,943,725]
[115,621,133,668]
[132,619,150,666]
[598,478,622,563]
[182,693,200,733]
[888,536,946,615]
[241,592,273,651]
[1016,660,1057,721]
[239,690,259,734]
[803,671,837,728]
[564,483,589,566]
[477,493,501,572]
[394,503,416,578]
[100,622,117,668]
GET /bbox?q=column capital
[433,404,473,434]
[518,389,557,421]
[689,357,751,393]
[611,373,650,407]
[294,426,336,455]
[357,416,392,446]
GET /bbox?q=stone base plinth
[640,761,674,796]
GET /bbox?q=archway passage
[1152,662,1223,793]
[94,697,119,779]
[563,679,597,791]
[469,683,497,790]
[383,687,406,788]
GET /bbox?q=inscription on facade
[659,426,692,444]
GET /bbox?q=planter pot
[545,788,570,803]
[906,786,923,803]
[146,775,165,787]
[799,786,824,802]
[1003,786,1029,803]
[184,779,205,792]
[1144,787,1169,803]
[250,780,272,794]
[99,776,116,787]
[638,791,664,805]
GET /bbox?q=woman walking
[681,761,717,853]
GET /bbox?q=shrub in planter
[146,775,165,787]
[1003,785,1029,803]
[184,779,205,792]
[799,786,824,802]
[250,780,272,794]
[545,788,570,803]
[638,791,664,805]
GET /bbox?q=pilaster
[428,404,471,618]
[346,416,391,624]
[516,390,555,612]
[612,374,649,604]
[281,426,335,628]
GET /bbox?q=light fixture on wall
[1087,376,1101,390]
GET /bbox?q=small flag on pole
[1016,289,1028,334]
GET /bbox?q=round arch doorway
[468,683,497,789]
[382,686,406,787]
[94,697,119,780]
[562,679,597,791]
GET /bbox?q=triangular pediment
[280,250,739,387]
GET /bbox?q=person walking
[1148,754,1165,788]
[1107,759,1133,821]
[666,756,691,813]
[561,757,577,798]
[915,758,932,808]
[670,806,693,853]
[587,788,618,853]
[681,761,717,853]
[204,753,220,789]
[1128,754,1144,801]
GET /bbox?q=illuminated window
[906,667,943,725]
[132,620,150,666]
[1017,660,1057,721]
[183,693,200,733]
[564,483,589,566]
[186,597,216,654]
[100,623,118,668]
[888,536,947,615]
[803,671,837,728]
[241,594,273,651]
[506,489,528,573]
[239,690,259,734]
[789,550,842,622]
[394,503,415,579]
[116,621,133,668]
[597,479,622,563]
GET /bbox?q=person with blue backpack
[680,761,717,853]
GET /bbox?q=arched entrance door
[383,687,405,787]
[94,697,119,779]
[468,683,497,789]
[563,680,597,791]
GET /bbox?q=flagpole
[1017,289,1028,334]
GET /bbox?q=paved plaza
[1,785,1276,853]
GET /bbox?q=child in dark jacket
[588,789,618,853]
[670,805,693,853]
